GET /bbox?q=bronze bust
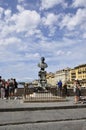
[38,57,48,89]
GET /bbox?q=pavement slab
[0,97,86,112]
[0,96,86,129]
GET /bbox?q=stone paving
[0,96,86,111]
[0,120,86,130]
[0,96,86,130]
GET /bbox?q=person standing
[13,79,18,100]
[57,80,62,97]
[62,83,68,97]
[5,81,9,99]
[0,78,5,99]
[73,80,81,104]
[8,78,14,99]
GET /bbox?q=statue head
[41,57,45,62]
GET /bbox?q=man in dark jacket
[57,80,62,96]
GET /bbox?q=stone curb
[0,104,86,112]
[0,118,86,126]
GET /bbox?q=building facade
[46,72,55,86]
[54,68,70,85]
[46,68,70,86]
[70,64,86,87]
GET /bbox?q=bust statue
[38,57,48,89]
[38,57,48,70]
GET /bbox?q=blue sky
[0,0,86,82]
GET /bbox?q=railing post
[24,83,28,99]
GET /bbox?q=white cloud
[24,29,44,39]
[83,33,86,38]
[42,13,58,35]
[4,9,11,18]
[42,13,58,26]
[37,37,77,56]
[55,50,72,57]
[56,50,65,56]
[40,0,67,10]
[25,53,40,59]
[64,30,79,38]
[14,10,41,32]
[60,8,86,30]
[72,0,86,8]
[66,51,72,56]
[0,7,4,18]
[16,5,24,12]
[0,37,21,46]
[0,8,41,39]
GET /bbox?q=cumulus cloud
[40,0,67,10]
[60,8,86,30]
[56,50,65,56]
[16,5,24,12]
[25,53,40,59]
[0,37,21,46]
[42,13,58,35]
[0,7,41,40]
[12,10,41,33]
[4,9,11,18]
[42,13,58,26]
[72,0,86,8]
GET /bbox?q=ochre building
[70,64,86,87]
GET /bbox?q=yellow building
[70,69,76,81]
[70,64,86,87]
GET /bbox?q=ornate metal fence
[23,85,66,102]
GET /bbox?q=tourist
[5,81,9,99]
[57,80,62,96]
[0,78,5,99]
[62,82,68,97]
[13,78,18,100]
[73,80,81,104]
[8,78,14,99]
